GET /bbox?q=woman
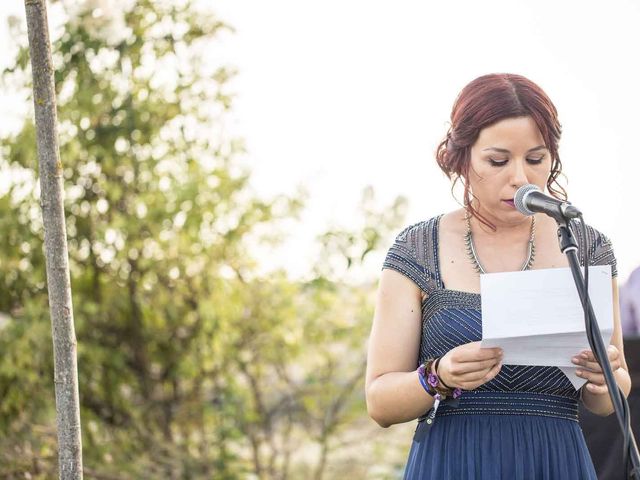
[365,73,631,479]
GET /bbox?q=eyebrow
[482,145,547,153]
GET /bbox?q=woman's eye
[527,156,544,164]
[489,158,508,167]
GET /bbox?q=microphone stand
[556,217,640,479]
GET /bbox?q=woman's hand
[573,345,622,395]
[437,342,503,391]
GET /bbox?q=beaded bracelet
[415,357,462,437]
[417,369,439,398]
[417,357,462,400]
[417,358,437,396]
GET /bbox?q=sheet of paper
[480,266,613,388]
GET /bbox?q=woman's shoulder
[571,218,617,276]
[572,218,614,248]
[391,210,466,254]
[384,215,443,293]
[393,214,444,240]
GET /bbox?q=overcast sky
[2,1,640,281]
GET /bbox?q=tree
[1,1,408,478]
[24,0,82,477]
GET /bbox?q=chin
[497,209,529,224]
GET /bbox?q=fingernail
[576,370,583,376]
[580,353,588,359]
[571,357,580,364]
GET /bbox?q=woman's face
[468,116,552,226]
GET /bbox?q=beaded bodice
[383,214,618,412]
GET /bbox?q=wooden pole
[24,1,83,478]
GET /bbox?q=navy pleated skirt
[404,393,597,479]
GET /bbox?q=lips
[503,199,515,208]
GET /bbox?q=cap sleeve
[582,225,618,278]
[382,221,433,293]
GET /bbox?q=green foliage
[0,1,407,478]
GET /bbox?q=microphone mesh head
[514,184,541,216]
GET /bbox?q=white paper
[480,266,614,389]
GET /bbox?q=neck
[464,209,536,274]
[467,209,534,240]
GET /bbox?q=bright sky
[2,1,640,282]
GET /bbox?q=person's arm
[365,269,503,427]
[576,278,632,416]
[365,269,434,428]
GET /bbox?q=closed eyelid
[488,156,544,167]
[488,158,508,166]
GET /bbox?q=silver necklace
[464,212,536,274]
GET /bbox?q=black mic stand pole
[556,218,640,479]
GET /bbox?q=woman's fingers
[456,361,502,383]
[576,345,619,362]
[447,357,501,375]
[452,345,502,363]
[575,346,623,395]
[438,342,504,390]
[584,382,609,395]
[441,364,496,389]
[458,362,502,389]
[572,345,621,373]
[580,359,621,373]
[454,368,493,383]
[576,370,604,385]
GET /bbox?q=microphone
[514,184,581,222]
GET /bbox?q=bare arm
[365,269,502,427]
[365,269,434,428]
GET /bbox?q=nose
[510,158,529,188]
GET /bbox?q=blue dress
[383,215,618,479]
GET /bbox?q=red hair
[435,73,566,229]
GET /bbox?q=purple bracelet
[417,369,438,398]
[418,358,462,399]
